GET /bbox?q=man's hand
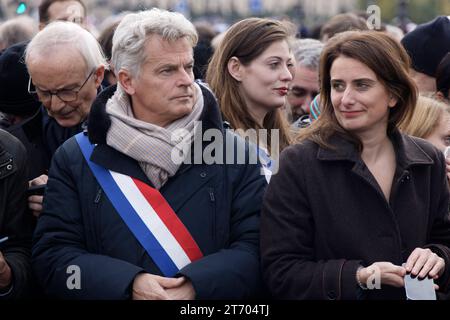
[166,277,195,300]
[0,251,12,289]
[28,174,48,217]
[132,273,185,300]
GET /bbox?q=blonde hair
[400,95,450,139]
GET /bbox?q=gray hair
[111,8,198,78]
[0,16,37,51]
[291,38,324,70]
[25,21,108,73]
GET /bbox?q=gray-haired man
[32,8,266,300]
[287,38,323,123]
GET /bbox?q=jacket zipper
[209,188,216,242]
[93,188,103,252]
[94,188,102,204]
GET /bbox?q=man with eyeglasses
[24,21,106,217]
[286,39,323,124]
[27,68,97,128]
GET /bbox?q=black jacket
[7,106,86,181]
[0,129,32,299]
[32,84,267,299]
[261,131,450,300]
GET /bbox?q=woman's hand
[405,248,445,281]
[357,262,406,288]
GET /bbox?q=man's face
[287,65,319,121]
[41,0,86,28]
[123,36,196,127]
[27,48,102,127]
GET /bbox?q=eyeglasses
[28,69,95,103]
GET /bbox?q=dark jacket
[32,84,267,299]
[6,108,49,180]
[0,129,32,299]
[261,131,450,300]
[6,107,84,180]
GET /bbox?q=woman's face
[425,112,450,152]
[237,40,294,113]
[330,56,397,137]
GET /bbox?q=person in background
[206,18,294,180]
[401,16,450,93]
[436,53,450,103]
[0,43,46,180]
[0,43,40,127]
[25,21,106,216]
[261,31,450,300]
[0,129,32,299]
[286,38,323,124]
[384,24,404,42]
[38,0,86,30]
[400,95,450,182]
[319,13,368,42]
[0,16,37,51]
[193,21,216,80]
[98,20,120,87]
[400,95,450,152]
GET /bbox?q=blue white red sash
[257,146,273,183]
[75,133,203,277]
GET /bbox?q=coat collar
[317,129,434,168]
[89,142,152,186]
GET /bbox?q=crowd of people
[0,0,450,300]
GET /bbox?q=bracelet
[356,266,368,290]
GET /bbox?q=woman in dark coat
[261,31,450,300]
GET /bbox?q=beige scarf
[106,83,204,189]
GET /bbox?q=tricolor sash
[75,133,203,276]
[257,147,273,183]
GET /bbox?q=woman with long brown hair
[261,31,450,300]
[206,18,294,180]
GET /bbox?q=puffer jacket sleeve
[32,139,144,299]
[261,145,362,300]
[178,133,267,299]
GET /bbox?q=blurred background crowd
[1,0,449,41]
